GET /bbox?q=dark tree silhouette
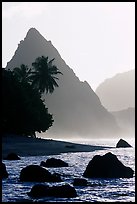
[13,64,31,84]
[2,69,53,138]
[2,56,63,138]
[30,56,63,94]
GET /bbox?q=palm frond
[30,56,63,95]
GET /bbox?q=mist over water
[37,132,135,147]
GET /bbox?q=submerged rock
[4,153,21,160]
[40,158,68,168]
[27,183,77,198]
[19,165,62,182]
[83,152,134,178]
[2,163,8,179]
[116,139,132,148]
[72,178,88,186]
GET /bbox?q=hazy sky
[2,2,135,91]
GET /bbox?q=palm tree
[13,64,31,84]
[30,56,63,94]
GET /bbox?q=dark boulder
[49,184,77,198]
[83,152,134,178]
[27,183,77,198]
[72,178,88,186]
[2,163,8,178]
[19,165,62,182]
[4,153,21,160]
[116,139,132,148]
[27,184,49,198]
[40,158,68,168]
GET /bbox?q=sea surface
[2,138,135,202]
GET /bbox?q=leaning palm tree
[30,56,63,95]
[13,64,31,84]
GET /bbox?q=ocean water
[2,138,135,202]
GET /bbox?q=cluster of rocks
[2,139,134,198]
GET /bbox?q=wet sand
[2,134,110,158]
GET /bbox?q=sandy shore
[2,135,110,158]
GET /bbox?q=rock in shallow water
[27,183,77,198]
[72,178,88,186]
[19,165,62,182]
[2,163,9,179]
[83,152,134,178]
[40,158,68,168]
[4,152,21,160]
[116,139,132,148]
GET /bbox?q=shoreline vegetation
[2,56,63,139]
[2,134,111,158]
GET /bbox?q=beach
[2,134,109,158]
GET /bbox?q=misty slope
[6,28,120,138]
[111,108,135,136]
[96,70,135,112]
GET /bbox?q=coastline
[2,135,111,158]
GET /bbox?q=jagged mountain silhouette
[6,28,120,138]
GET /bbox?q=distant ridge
[6,28,121,138]
[96,70,135,111]
[111,107,135,136]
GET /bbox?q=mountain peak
[26,27,40,36]
[25,28,48,43]
[6,28,120,137]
